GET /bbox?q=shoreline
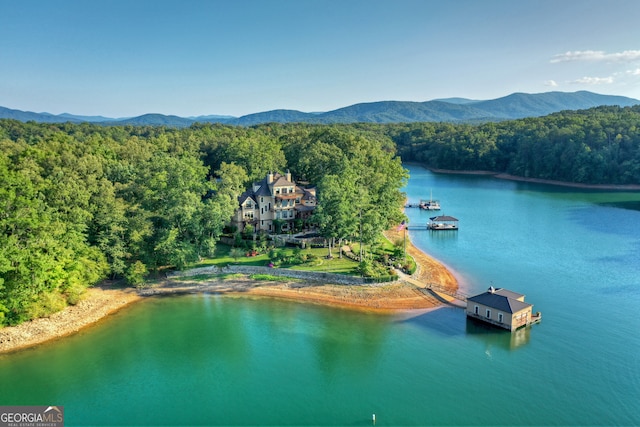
[422,165,640,190]
[0,232,458,355]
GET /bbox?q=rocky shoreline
[0,284,142,354]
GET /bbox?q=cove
[1,164,639,426]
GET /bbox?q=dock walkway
[405,202,423,208]
[395,269,467,308]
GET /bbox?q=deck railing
[426,283,469,302]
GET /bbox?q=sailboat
[419,190,441,210]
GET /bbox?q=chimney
[267,172,274,184]
[286,169,292,182]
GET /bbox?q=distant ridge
[110,113,196,127]
[58,113,120,122]
[2,91,638,127]
[431,97,479,105]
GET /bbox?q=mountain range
[2,91,638,127]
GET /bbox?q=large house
[466,287,541,331]
[233,171,316,233]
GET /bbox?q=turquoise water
[1,165,640,426]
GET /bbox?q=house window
[486,309,491,319]
[498,313,503,323]
[474,306,479,315]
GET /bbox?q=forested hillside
[2,104,639,325]
[0,121,406,326]
[387,105,640,185]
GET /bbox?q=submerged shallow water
[1,165,639,426]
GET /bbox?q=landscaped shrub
[403,259,417,275]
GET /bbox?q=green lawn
[289,248,360,275]
[193,244,361,276]
[194,244,271,267]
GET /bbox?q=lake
[1,164,639,426]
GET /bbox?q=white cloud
[570,76,614,85]
[544,80,558,87]
[627,68,640,76]
[551,50,640,63]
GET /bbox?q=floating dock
[427,215,459,230]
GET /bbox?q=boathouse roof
[467,288,531,314]
[492,288,525,300]
[429,215,458,221]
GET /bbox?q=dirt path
[383,228,458,292]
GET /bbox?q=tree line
[385,105,640,185]
[0,121,406,325]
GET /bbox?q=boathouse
[466,287,540,331]
[427,215,458,230]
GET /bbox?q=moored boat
[419,199,441,210]
[419,190,441,210]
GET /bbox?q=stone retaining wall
[168,265,396,286]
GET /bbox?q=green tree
[229,247,244,262]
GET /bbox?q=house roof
[238,172,315,207]
[301,188,316,200]
[467,288,531,314]
[238,191,257,205]
[253,177,272,197]
[272,174,294,187]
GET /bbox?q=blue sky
[2,0,640,117]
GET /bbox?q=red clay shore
[426,166,640,190]
[0,233,458,354]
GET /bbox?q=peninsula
[0,231,457,354]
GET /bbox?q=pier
[404,199,441,210]
[395,269,468,308]
[405,202,422,208]
[406,225,429,230]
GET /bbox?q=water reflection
[399,307,466,337]
[311,309,388,379]
[465,317,532,350]
[425,229,460,242]
[598,200,640,212]
[567,205,640,237]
